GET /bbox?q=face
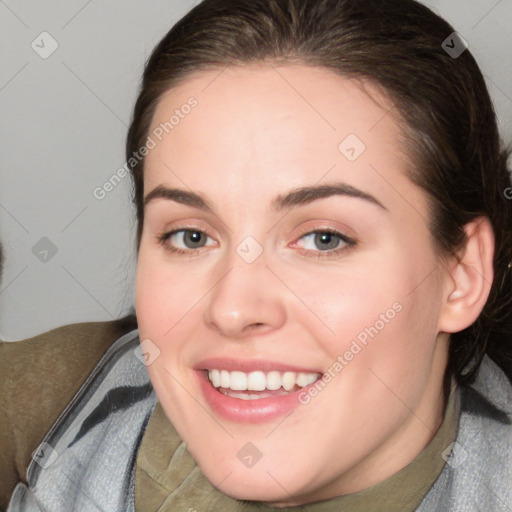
[135,64,450,506]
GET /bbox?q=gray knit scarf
[7,329,512,511]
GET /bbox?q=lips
[194,357,323,374]
[194,358,324,423]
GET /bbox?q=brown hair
[126,0,512,387]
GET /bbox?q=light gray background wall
[1,0,511,341]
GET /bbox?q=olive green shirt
[0,319,458,511]
[136,384,457,511]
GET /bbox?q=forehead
[148,64,402,153]
[143,63,423,216]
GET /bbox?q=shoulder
[420,356,512,511]
[457,358,512,508]
[0,315,137,511]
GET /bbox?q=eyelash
[156,226,357,260]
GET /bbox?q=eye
[293,228,356,258]
[156,227,356,259]
[157,229,216,255]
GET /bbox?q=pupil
[316,232,338,250]
[186,231,203,248]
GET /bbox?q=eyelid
[161,218,215,234]
[289,224,357,257]
[158,227,216,246]
[292,221,357,244]
[157,222,357,258]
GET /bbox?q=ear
[438,217,495,333]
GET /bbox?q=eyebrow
[143,182,387,213]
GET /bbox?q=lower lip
[197,371,317,423]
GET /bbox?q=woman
[2,0,511,510]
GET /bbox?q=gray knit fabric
[417,355,512,511]
[7,329,512,511]
[7,329,157,512]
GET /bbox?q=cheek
[324,269,443,419]
[135,246,202,338]
[293,248,442,375]
[134,249,203,421]
[281,252,409,348]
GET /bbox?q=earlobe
[439,217,495,333]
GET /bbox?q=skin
[135,63,493,506]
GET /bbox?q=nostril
[246,323,265,332]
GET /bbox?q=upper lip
[194,357,322,374]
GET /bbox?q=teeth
[207,369,321,392]
[296,373,319,387]
[230,371,247,391]
[220,370,230,388]
[282,372,296,391]
[266,371,281,390]
[209,369,220,387]
[223,392,264,400]
[247,371,266,391]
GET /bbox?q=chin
[196,457,316,506]
[215,478,296,505]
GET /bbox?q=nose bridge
[203,239,286,337]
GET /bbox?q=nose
[203,259,287,339]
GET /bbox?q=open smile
[194,360,324,422]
